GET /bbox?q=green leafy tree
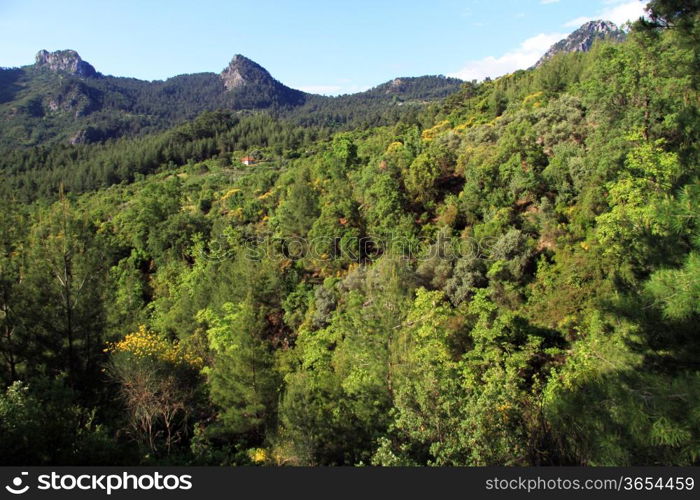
[22,196,108,388]
[198,301,279,439]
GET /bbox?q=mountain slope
[535,20,627,67]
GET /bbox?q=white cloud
[540,0,560,4]
[564,0,646,27]
[448,32,566,82]
[604,0,647,25]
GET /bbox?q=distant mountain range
[0,20,628,148]
[0,50,462,147]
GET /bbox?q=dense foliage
[1,2,699,466]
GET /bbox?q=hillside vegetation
[1,1,699,466]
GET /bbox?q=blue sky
[0,0,646,95]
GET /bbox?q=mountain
[34,49,100,78]
[284,75,465,129]
[219,54,306,108]
[535,20,627,67]
[363,75,464,100]
[0,50,463,148]
[221,54,277,90]
[0,50,309,147]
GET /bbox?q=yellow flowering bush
[107,325,204,369]
[522,91,544,109]
[106,325,205,454]
[386,141,404,153]
[453,117,475,132]
[420,120,451,141]
[248,448,268,464]
[220,188,241,201]
[256,189,274,200]
[523,91,543,105]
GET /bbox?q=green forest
[1,1,699,466]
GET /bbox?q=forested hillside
[1,1,699,466]
[0,50,461,149]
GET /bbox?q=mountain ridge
[4,15,627,149]
[0,50,463,147]
[535,20,627,67]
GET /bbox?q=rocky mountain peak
[220,54,274,90]
[535,20,626,67]
[34,49,99,78]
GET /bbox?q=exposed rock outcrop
[220,54,275,90]
[535,20,626,67]
[35,49,99,78]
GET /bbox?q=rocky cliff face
[35,49,99,78]
[535,20,626,67]
[220,54,275,90]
